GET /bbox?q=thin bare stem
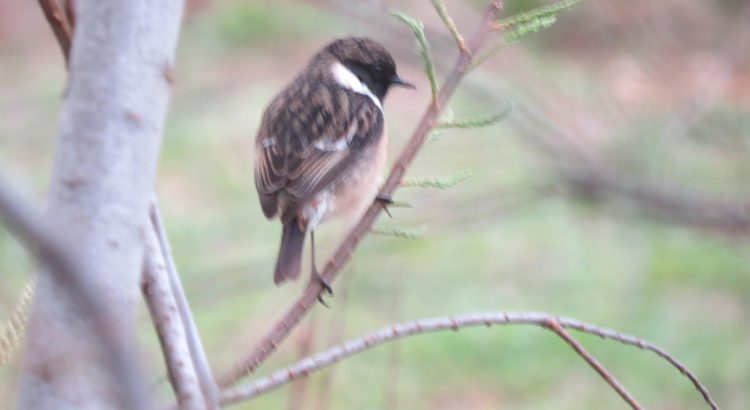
[544,318,642,409]
[313,268,355,410]
[288,312,317,410]
[142,229,205,410]
[217,0,505,388]
[150,200,220,409]
[431,0,469,54]
[219,311,717,410]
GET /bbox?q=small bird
[254,37,414,295]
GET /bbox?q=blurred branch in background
[287,312,317,410]
[220,311,717,409]
[0,173,148,409]
[312,268,355,410]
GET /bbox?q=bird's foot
[311,269,334,307]
[376,193,394,218]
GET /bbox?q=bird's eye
[372,64,383,72]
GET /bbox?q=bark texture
[17,0,185,408]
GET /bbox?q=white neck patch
[331,62,383,112]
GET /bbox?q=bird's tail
[273,219,305,285]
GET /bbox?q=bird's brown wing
[254,80,384,224]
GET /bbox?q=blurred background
[1,0,749,408]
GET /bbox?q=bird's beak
[390,75,416,90]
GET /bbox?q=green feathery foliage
[391,10,439,101]
[0,278,35,367]
[473,0,583,67]
[471,40,509,68]
[430,0,467,52]
[436,104,512,129]
[428,109,455,142]
[503,15,559,43]
[388,199,414,208]
[498,0,582,43]
[427,128,447,143]
[372,225,427,240]
[402,171,473,189]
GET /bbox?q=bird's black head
[323,37,415,101]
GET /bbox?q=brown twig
[142,229,205,410]
[219,311,717,409]
[384,282,402,410]
[37,0,74,62]
[288,312,317,410]
[313,267,355,410]
[431,0,469,55]
[217,0,506,388]
[544,318,642,409]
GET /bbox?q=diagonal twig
[217,0,506,388]
[151,200,220,409]
[219,311,717,410]
[431,0,469,54]
[544,318,642,409]
[142,228,205,410]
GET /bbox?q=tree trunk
[17,1,185,408]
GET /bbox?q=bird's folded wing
[255,97,383,222]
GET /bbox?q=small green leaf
[372,225,427,240]
[402,171,473,189]
[436,105,512,129]
[391,10,439,101]
[430,0,468,53]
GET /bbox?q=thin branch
[217,0,506,388]
[150,200,220,409]
[430,0,469,54]
[142,228,205,410]
[544,318,642,409]
[0,173,147,409]
[312,269,354,410]
[288,312,317,410]
[37,0,74,63]
[219,311,717,410]
[391,10,439,103]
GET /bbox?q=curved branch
[219,312,717,410]
[218,0,506,388]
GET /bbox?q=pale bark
[17,0,185,409]
[142,228,204,410]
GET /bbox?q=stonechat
[254,37,414,293]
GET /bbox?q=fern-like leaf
[391,10,439,101]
